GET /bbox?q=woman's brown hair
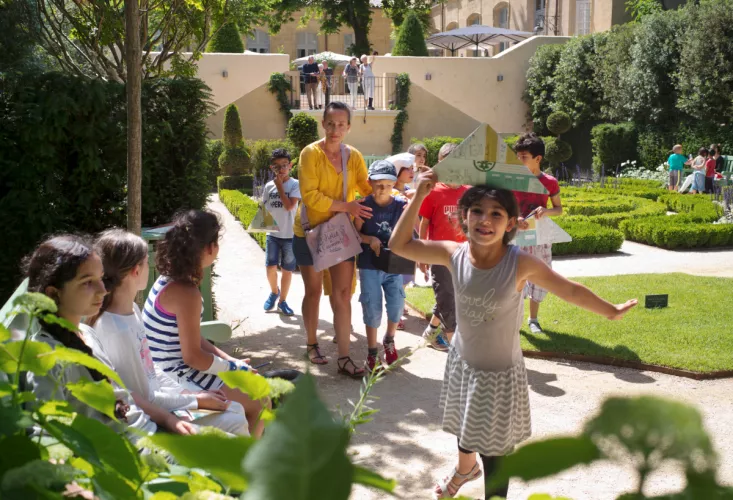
[156,210,221,285]
[87,229,147,326]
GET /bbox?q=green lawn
[405,273,733,373]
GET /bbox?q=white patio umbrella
[427,25,533,56]
[292,51,354,66]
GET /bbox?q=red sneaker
[383,336,398,365]
[367,351,379,371]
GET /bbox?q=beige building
[430,0,631,56]
[243,8,394,60]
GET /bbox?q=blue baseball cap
[368,160,397,181]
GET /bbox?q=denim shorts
[292,235,355,268]
[266,235,296,272]
[358,269,405,328]
[691,171,706,192]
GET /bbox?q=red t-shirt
[706,158,717,177]
[513,173,560,218]
[418,183,469,242]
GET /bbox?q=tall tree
[22,0,273,233]
[392,10,428,56]
[272,0,373,56]
[381,0,433,32]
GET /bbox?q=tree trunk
[125,0,143,235]
[352,22,371,56]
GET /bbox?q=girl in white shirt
[89,229,248,436]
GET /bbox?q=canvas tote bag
[301,145,363,272]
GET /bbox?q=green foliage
[591,122,638,174]
[219,189,266,249]
[552,34,605,127]
[206,22,245,53]
[391,11,428,56]
[287,113,319,152]
[657,193,723,222]
[206,139,225,188]
[524,44,564,134]
[267,73,294,123]
[391,73,411,153]
[249,139,298,178]
[0,73,212,300]
[677,0,733,120]
[544,138,573,166]
[382,0,433,30]
[595,23,637,122]
[219,146,251,176]
[546,111,572,136]
[410,135,463,167]
[626,0,663,21]
[560,189,668,228]
[223,104,244,148]
[217,175,254,192]
[552,220,624,255]
[621,215,733,249]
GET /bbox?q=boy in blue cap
[354,160,408,371]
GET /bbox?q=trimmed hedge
[217,175,253,192]
[553,220,624,255]
[657,193,723,222]
[219,189,266,249]
[560,192,667,228]
[620,216,733,249]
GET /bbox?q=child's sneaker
[423,324,448,351]
[383,335,398,365]
[528,319,543,334]
[278,301,294,316]
[432,333,450,352]
[367,348,379,372]
[264,289,280,311]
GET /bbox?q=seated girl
[24,234,157,444]
[89,229,248,436]
[143,210,267,437]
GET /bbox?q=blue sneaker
[264,289,279,311]
[431,333,450,352]
[278,301,294,316]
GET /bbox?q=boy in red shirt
[705,149,717,194]
[418,143,469,351]
[513,133,563,334]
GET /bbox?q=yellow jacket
[293,141,372,238]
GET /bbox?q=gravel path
[208,195,733,500]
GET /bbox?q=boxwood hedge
[219,189,266,249]
[553,220,624,255]
[621,216,733,249]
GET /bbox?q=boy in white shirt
[262,149,301,316]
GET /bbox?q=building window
[535,0,546,32]
[576,0,591,35]
[246,30,270,53]
[467,13,481,26]
[297,32,318,58]
[494,4,510,53]
[344,33,354,52]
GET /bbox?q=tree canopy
[392,10,428,56]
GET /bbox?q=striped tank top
[142,276,218,390]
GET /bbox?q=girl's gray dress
[439,243,532,456]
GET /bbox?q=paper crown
[432,124,549,195]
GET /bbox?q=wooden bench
[2,278,231,343]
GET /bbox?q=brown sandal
[337,356,366,379]
[306,343,328,365]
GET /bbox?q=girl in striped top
[143,210,266,438]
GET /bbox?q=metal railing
[288,74,400,111]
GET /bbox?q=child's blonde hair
[673,144,683,152]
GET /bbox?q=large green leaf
[218,371,270,400]
[71,414,142,483]
[67,378,118,421]
[46,346,124,387]
[13,293,57,315]
[42,419,102,469]
[242,373,353,500]
[488,437,600,489]
[0,340,55,375]
[1,459,80,492]
[0,434,41,477]
[92,468,141,500]
[0,324,10,342]
[352,465,396,494]
[583,396,717,474]
[150,433,254,491]
[37,400,76,417]
[0,402,33,438]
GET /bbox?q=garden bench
[2,275,231,344]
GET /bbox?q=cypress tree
[219,104,250,175]
[392,11,429,57]
[206,22,245,53]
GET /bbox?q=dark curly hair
[87,229,147,327]
[514,132,545,159]
[458,186,519,245]
[156,210,221,285]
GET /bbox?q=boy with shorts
[513,133,563,334]
[667,145,691,192]
[418,143,468,351]
[262,149,300,316]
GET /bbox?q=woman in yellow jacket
[293,101,373,378]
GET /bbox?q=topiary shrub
[287,112,319,151]
[591,122,638,175]
[546,111,572,136]
[220,104,249,175]
[392,11,429,57]
[544,137,573,166]
[552,219,624,255]
[206,22,244,53]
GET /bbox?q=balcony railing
[287,74,401,112]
